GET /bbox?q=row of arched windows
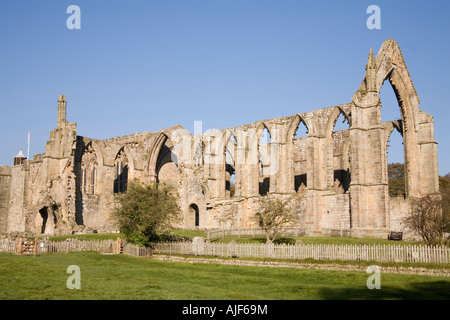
[81,147,128,195]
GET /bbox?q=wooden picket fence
[38,239,118,254]
[207,228,304,241]
[0,238,120,255]
[0,239,17,254]
[2,237,449,264]
[122,243,153,258]
[153,241,450,264]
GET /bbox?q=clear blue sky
[1,1,449,175]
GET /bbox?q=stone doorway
[189,204,200,228]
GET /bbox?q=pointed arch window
[114,149,128,193]
[225,131,237,198]
[292,116,309,192]
[86,160,97,194]
[258,126,271,196]
[81,144,98,195]
[330,109,351,193]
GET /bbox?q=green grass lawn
[42,233,125,242]
[0,252,449,300]
[42,230,426,247]
[205,235,422,246]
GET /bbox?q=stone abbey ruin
[0,39,440,238]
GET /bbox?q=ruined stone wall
[0,40,440,238]
[0,166,12,233]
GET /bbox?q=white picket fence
[0,239,17,254]
[153,241,450,264]
[2,238,449,264]
[0,238,154,258]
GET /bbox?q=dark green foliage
[388,163,406,197]
[440,174,450,233]
[255,196,296,242]
[112,181,181,246]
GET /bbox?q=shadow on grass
[318,281,450,300]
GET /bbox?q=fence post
[16,238,22,255]
[192,237,205,256]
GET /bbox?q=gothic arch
[287,114,309,142]
[188,203,200,227]
[352,39,429,197]
[286,114,309,193]
[114,147,129,193]
[224,129,237,198]
[80,141,100,195]
[324,106,351,189]
[147,132,169,182]
[151,134,179,186]
[89,140,104,167]
[325,106,351,138]
[257,123,272,195]
[374,40,420,133]
[112,145,135,173]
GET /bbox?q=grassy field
[0,252,449,300]
[42,230,430,247]
[41,233,125,242]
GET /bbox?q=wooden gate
[17,238,37,256]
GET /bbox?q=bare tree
[254,196,296,243]
[403,195,448,245]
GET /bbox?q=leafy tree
[254,196,296,243]
[112,181,181,246]
[388,163,406,197]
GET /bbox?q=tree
[254,196,296,243]
[388,163,406,197]
[440,173,450,233]
[402,195,448,245]
[112,181,181,246]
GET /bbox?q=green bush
[112,181,181,246]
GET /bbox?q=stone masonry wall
[0,40,440,239]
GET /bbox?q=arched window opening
[80,144,98,195]
[225,151,236,198]
[293,117,309,192]
[333,112,350,132]
[225,131,237,198]
[82,160,97,195]
[189,204,200,227]
[114,149,128,194]
[380,80,406,198]
[387,127,405,197]
[332,110,350,193]
[380,80,403,123]
[258,126,271,196]
[91,165,96,194]
[155,140,178,186]
[294,119,308,138]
